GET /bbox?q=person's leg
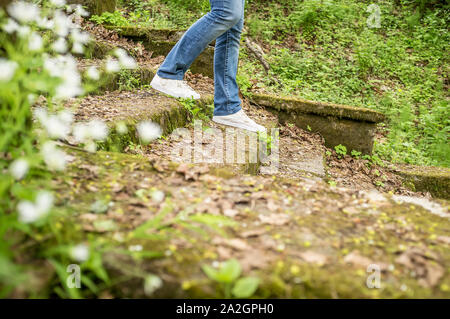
[211,0,265,132]
[212,0,245,116]
[157,0,244,80]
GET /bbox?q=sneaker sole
[150,81,200,100]
[212,117,265,133]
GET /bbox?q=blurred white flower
[128,245,143,252]
[105,57,120,73]
[41,141,67,171]
[75,5,90,17]
[2,18,19,34]
[17,191,53,223]
[45,54,83,99]
[37,17,55,30]
[17,25,31,38]
[137,121,162,143]
[7,1,41,24]
[35,191,54,216]
[144,274,163,296]
[0,59,18,82]
[28,94,37,104]
[70,244,90,262]
[151,190,165,203]
[50,0,66,7]
[114,48,137,70]
[73,120,108,144]
[9,158,29,180]
[86,66,100,80]
[71,42,84,54]
[58,110,74,126]
[34,107,48,123]
[42,114,70,139]
[87,119,108,141]
[72,123,90,143]
[52,37,68,53]
[28,32,43,51]
[115,121,128,135]
[17,201,39,223]
[84,140,97,153]
[55,82,83,99]
[71,29,90,45]
[53,9,74,37]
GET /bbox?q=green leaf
[232,276,260,298]
[216,259,241,284]
[202,264,219,281]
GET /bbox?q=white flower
[86,66,100,80]
[70,244,90,262]
[55,82,83,99]
[128,245,143,252]
[50,0,66,7]
[114,48,137,70]
[17,25,31,38]
[72,4,89,17]
[105,57,120,73]
[2,18,19,34]
[137,121,162,143]
[87,119,108,141]
[71,29,90,45]
[0,59,18,82]
[115,121,128,135]
[72,123,90,143]
[144,274,163,296]
[17,191,53,224]
[58,110,74,126]
[17,201,39,223]
[42,114,70,139]
[151,190,165,203]
[37,17,55,30]
[52,37,68,53]
[28,94,37,104]
[9,158,29,180]
[7,1,41,24]
[73,120,108,143]
[35,191,54,216]
[28,32,43,51]
[41,141,67,171]
[53,9,74,37]
[34,107,48,123]
[84,140,97,153]
[71,42,84,54]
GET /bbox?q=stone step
[391,164,450,199]
[104,26,215,78]
[250,93,385,155]
[54,146,450,298]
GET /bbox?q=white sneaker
[150,74,201,99]
[212,109,266,133]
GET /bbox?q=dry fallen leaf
[258,213,290,226]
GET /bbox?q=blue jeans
[157,0,245,116]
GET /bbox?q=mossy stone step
[53,148,450,298]
[250,93,385,155]
[104,26,215,78]
[393,165,450,199]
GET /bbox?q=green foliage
[90,11,130,27]
[202,259,260,298]
[334,144,347,158]
[118,70,141,90]
[179,98,213,121]
[240,0,449,167]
